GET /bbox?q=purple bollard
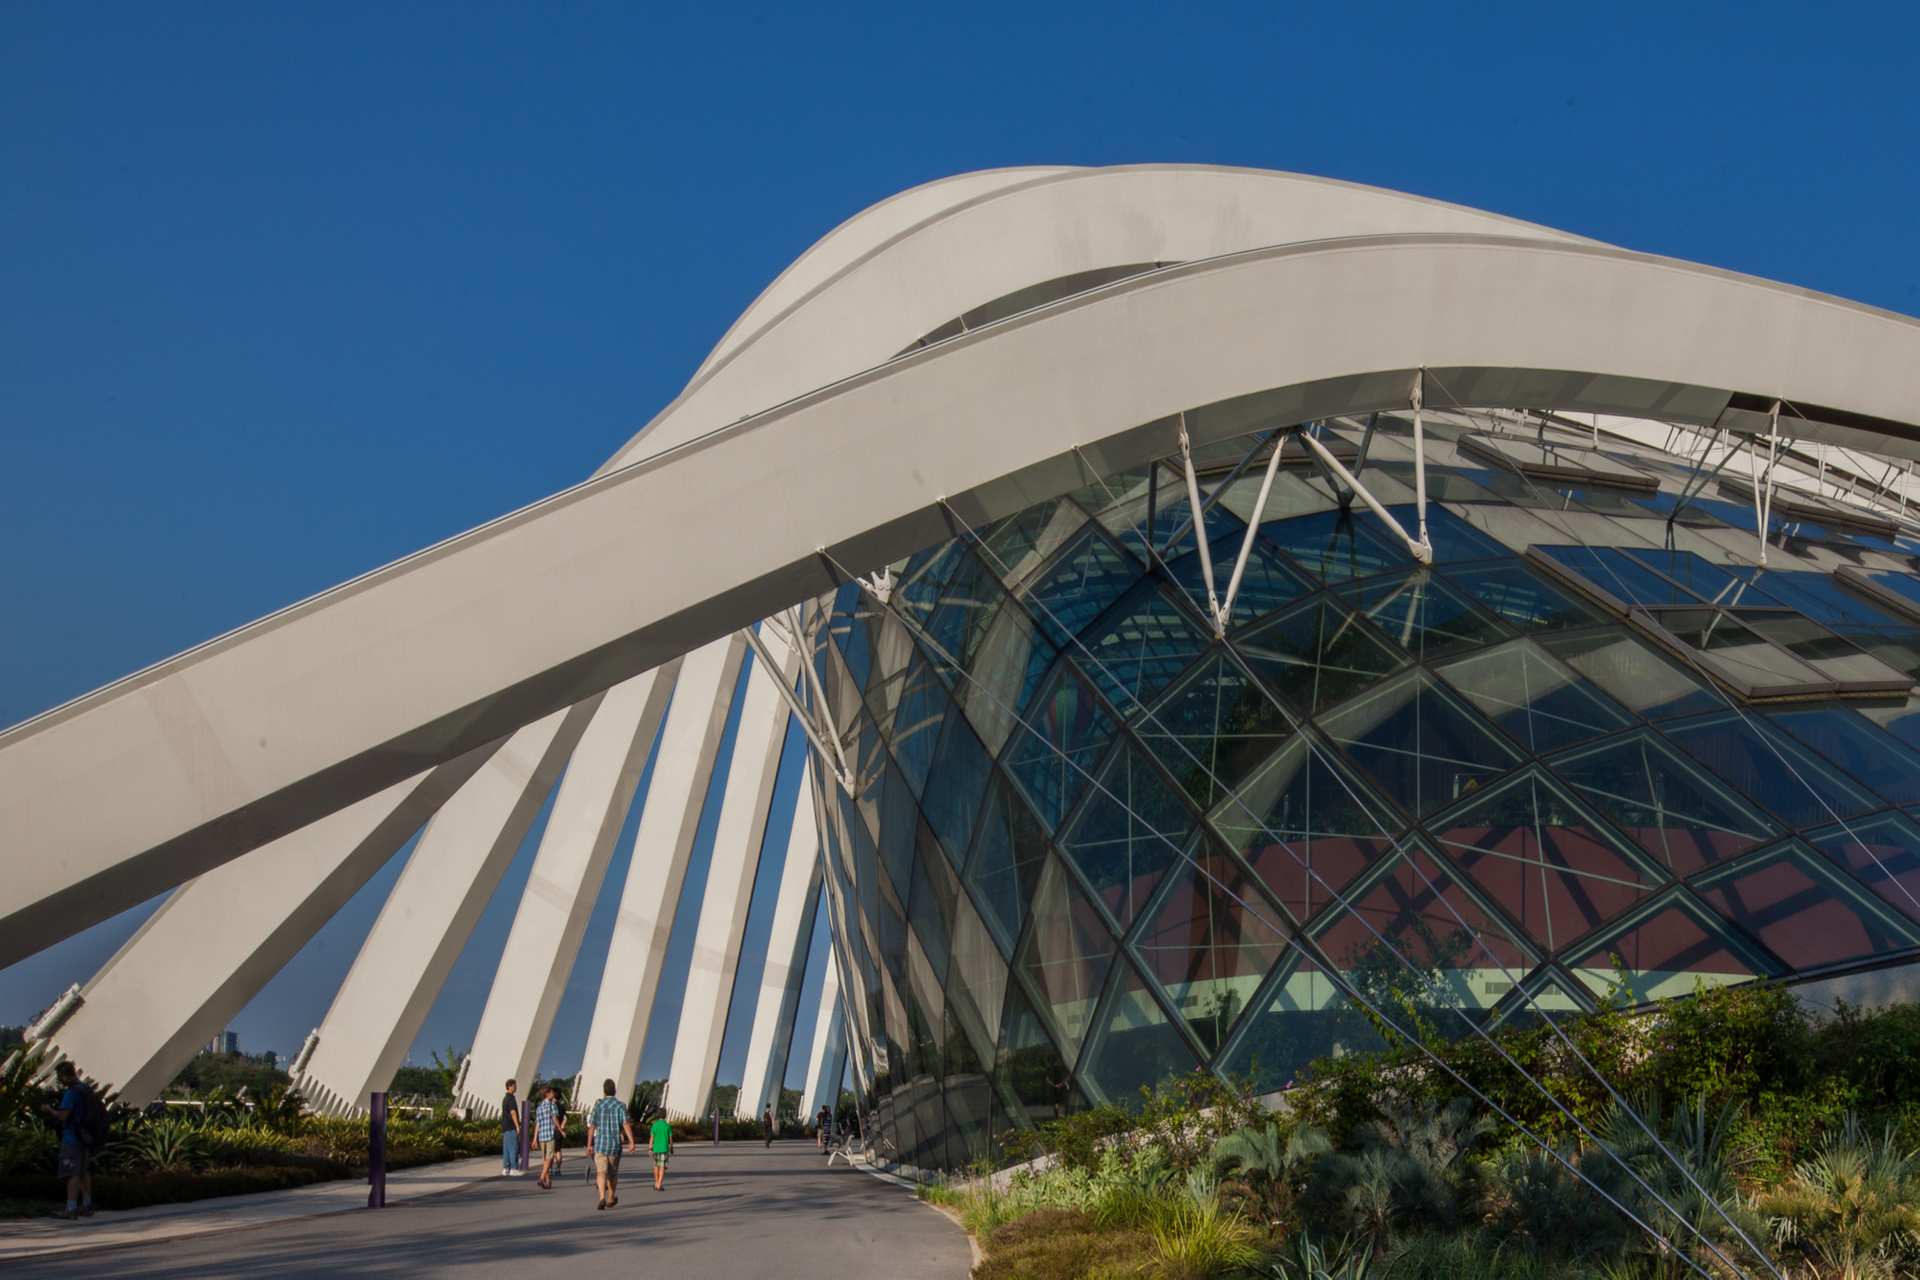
[368,1092,387,1209]
[517,1098,533,1171]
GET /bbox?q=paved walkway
[6,1143,971,1279]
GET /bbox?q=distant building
[206,1030,238,1056]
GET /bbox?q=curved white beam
[10,231,1920,965]
[661,630,799,1117]
[610,164,1596,468]
[458,664,678,1113]
[574,634,747,1102]
[733,773,821,1120]
[295,701,600,1116]
[798,956,843,1125]
[41,742,496,1105]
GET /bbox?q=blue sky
[3,2,1917,1084]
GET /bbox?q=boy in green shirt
[649,1112,674,1191]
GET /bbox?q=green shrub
[1148,1194,1262,1278]
[974,1207,1153,1280]
[1381,1231,1580,1279]
[0,1124,57,1178]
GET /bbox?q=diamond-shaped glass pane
[1319,670,1521,819]
[1016,856,1120,1061]
[1238,597,1405,715]
[964,778,1053,953]
[994,980,1077,1130]
[1806,812,1920,926]
[1137,654,1294,810]
[1212,734,1398,926]
[1437,639,1632,755]
[1443,560,1596,632]
[1023,526,1141,648]
[1081,960,1203,1104]
[1076,584,1211,714]
[920,548,1006,685]
[1430,769,1661,953]
[956,603,1057,755]
[922,716,991,869]
[1135,843,1289,1056]
[1061,745,1195,932]
[1543,628,1723,722]
[1263,509,1411,583]
[1166,535,1308,629]
[891,656,949,797]
[980,497,1088,591]
[1664,712,1882,829]
[908,823,961,980]
[1002,665,1118,831]
[947,889,1009,1061]
[1341,570,1509,662]
[1695,844,1918,970]
[1548,732,1776,877]
[1313,840,1534,1028]
[1217,953,1388,1092]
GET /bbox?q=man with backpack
[41,1061,101,1220]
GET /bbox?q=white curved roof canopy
[7,173,1920,966]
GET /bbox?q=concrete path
[6,1142,971,1279]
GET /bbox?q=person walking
[533,1085,565,1189]
[762,1106,774,1148]
[40,1062,97,1220]
[499,1078,523,1176]
[816,1105,828,1151]
[586,1078,635,1210]
[649,1109,674,1192]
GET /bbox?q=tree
[428,1045,464,1098]
[390,1065,450,1100]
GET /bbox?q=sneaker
[79,1206,94,1218]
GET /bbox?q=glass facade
[802,411,1920,1177]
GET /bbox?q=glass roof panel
[1216,952,1388,1091]
[1002,664,1117,831]
[1437,638,1633,755]
[1531,545,1703,608]
[1015,857,1119,1064]
[1165,533,1309,630]
[1262,509,1411,583]
[1137,654,1294,811]
[1237,596,1407,715]
[1021,525,1142,648]
[1341,570,1511,662]
[1805,812,1920,926]
[1542,628,1723,721]
[1664,712,1883,828]
[1695,844,1918,970]
[1075,583,1212,714]
[1060,745,1194,933]
[1443,560,1597,632]
[1547,731,1777,877]
[1767,707,1920,806]
[1133,843,1288,1059]
[1736,614,1913,693]
[1317,670,1522,819]
[1641,608,1832,698]
[1567,894,1774,1003]
[1619,548,1785,608]
[1080,960,1203,1101]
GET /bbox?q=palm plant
[1757,1114,1920,1280]
[1262,1229,1374,1280]
[1311,1096,1493,1241]
[119,1117,208,1173]
[1213,1120,1332,1225]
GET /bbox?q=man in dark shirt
[500,1079,523,1176]
[40,1061,93,1219]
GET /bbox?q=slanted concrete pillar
[42,742,498,1105]
[733,775,822,1120]
[294,701,601,1115]
[661,628,799,1118]
[800,961,845,1123]
[573,634,748,1104]
[457,663,681,1113]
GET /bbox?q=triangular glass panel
[1312,838,1535,1032]
[1137,654,1294,810]
[1541,628,1722,722]
[1134,840,1290,1057]
[947,890,1010,1067]
[1080,959,1203,1106]
[955,601,1057,754]
[875,764,917,904]
[1806,811,1920,926]
[1340,570,1510,662]
[890,654,949,798]
[919,547,1005,686]
[921,715,991,870]
[1318,670,1521,820]
[1567,891,1776,1003]
[994,978,1079,1129]
[1429,769,1663,954]
[1217,952,1389,1092]
[1238,596,1406,715]
[907,823,961,981]
[1166,533,1309,630]
[1002,664,1118,831]
[944,1086,991,1172]
[1436,638,1633,756]
[1022,525,1142,649]
[1664,712,1882,829]
[1694,843,1919,971]
[1075,583,1211,714]
[1212,733,1399,927]
[897,541,969,627]
[980,497,1088,591]
[1060,744,1194,932]
[1486,967,1591,1031]
[1261,508,1411,583]
[1548,731,1776,877]
[963,778,1053,955]
[1768,707,1920,808]
[1015,856,1120,1062]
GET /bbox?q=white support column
[661,627,801,1118]
[294,701,601,1116]
[799,961,844,1123]
[42,743,498,1105]
[733,775,822,1120]
[457,663,681,1113]
[574,634,749,1105]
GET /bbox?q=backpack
[75,1086,109,1149]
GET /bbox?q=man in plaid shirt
[533,1085,566,1189]
[585,1078,635,1210]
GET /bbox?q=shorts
[541,1138,560,1159]
[652,1151,670,1168]
[594,1152,620,1174]
[57,1141,89,1179]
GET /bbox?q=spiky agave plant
[1757,1114,1920,1280]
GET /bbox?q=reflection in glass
[1166,534,1307,629]
[1262,508,1410,583]
[1022,526,1141,647]
[1002,666,1117,830]
[1567,894,1771,1002]
[1694,844,1917,970]
[1218,953,1388,1092]
[1237,597,1405,715]
[1547,731,1775,877]
[1138,654,1293,810]
[1443,560,1595,632]
[1767,707,1920,806]
[1081,961,1202,1103]
[1061,746,1193,931]
[1016,857,1120,1061]
[1805,812,1920,926]
[921,716,992,868]
[1318,670,1520,819]
[1075,583,1211,713]
[1543,628,1722,721]
[965,779,1054,953]
[1134,843,1289,1056]
[1437,639,1631,755]
[1342,570,1509,661]
[1664,712,1881,828]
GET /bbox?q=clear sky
[4,2,1917,1084]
